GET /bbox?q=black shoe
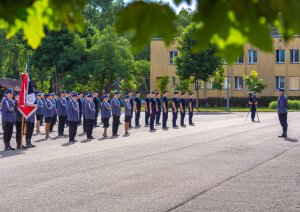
[69,140,75,143]
[29,143,36,148]
[4,146,10,151]
[88,137,95,140]
[144,124,149,127]
[58,134,65,137]
[162,127,168,130]
[8,146,15,150]
[173,126,179,129]
[154,128,157,131]
[150,129,156,132]
[112,134,119,137]
[181,124,187,127]
[189,123,195,126]
[278,134,287,138]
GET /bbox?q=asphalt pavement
[0,112,299,212]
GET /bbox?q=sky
[124,0,197,13]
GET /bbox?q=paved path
[0,112,299,212]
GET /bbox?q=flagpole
[21,117,25,149]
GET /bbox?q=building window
[235,55,244,64]
[234,77,244,90]
[207,77,213,89]
[169,51,178,64]
[223,77,231,89]
[290,49,299,63]
[275,76,285,90]
[248,50,257,64]
[172,76,176,86]
[289,77,300,90]
[276,49,285,63]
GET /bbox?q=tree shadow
[284,138,298,143]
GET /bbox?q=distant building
[0,77,39,94]
[150,32,300,98]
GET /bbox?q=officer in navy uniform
[149,92,157,132]
[277,88,288,138]
[248,93,258,122]
[25,112,36,148]
[1,89,16,151]
[155,92,162,125]
[172,91,179,129]
[179,92,186,127]
[144,92,150,126]
[162,90,169,130]
[127,91,134,129]
[35,93,44,133]
[78,93,83,125]
[44,94,54,139]
[82,92,89,133]
[189,92,195,126]
[134,91,142,128]
[124,95,132,135]
[93,91,100,127]
[65,91,71,127]
[102,95,111,138]
[14,93,26,149]
[67,92,80,142]
[85,94,96,140]
[49,93,57,132]
[57,90,68,136]
[111,91,121,137]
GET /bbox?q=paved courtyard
[0,112,299,212]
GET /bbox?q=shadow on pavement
[77,133,86,137]
[80,139,90,143]
[0,150,25,158]
[61,142,75,147]
[284,138,298,142]
[34,138,48,142]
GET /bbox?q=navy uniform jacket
[84,100,96,120]
[78,98,82,113]
[36,99,44,115]
[156,98,161,112]
[172,97,179,112]
[94,97,99,111]
[111,97,121,116]
[15,100,23,122]
[150,98,157,113]
[162,96,168,112]
[277,95,288,114]
[44,100,54,118]
[57,97,68,116]
[67,100,80,122]
[51,99,57,115]
[189,98,194,112]
[134,97,142,111]
[180,98,186,112]
[145,97,150,111]
[129,97,134,109]
[101,101,111,119]
[82,98,88,116]
[1,98,15,122]
[26,112,36,123]
[125,101,132,117]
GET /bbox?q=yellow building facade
[150,36,300,98]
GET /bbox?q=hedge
[269,100,300,110]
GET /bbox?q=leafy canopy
[243,70,267,94]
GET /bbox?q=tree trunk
[220,89,222,107]
[195,80,200,108]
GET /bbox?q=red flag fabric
[18,73,37,119]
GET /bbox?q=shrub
[269,100,300,110]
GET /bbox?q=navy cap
[136,91,140,94]
[50,93,54,96]
[181,92,185,95]
[60,90,66,94]
[151,91,156,94]
[155,92,160,95]
[83,92,89,96]
[102,95,108,99]
[174,91,178,94]
[125,95,130,99]
[114,90,120,95]
[163,90,168,94]
[36,93,42,96]
[5,89,13,95]
[146,91,150,95]
[189,92,193,95]
[279,88,285,92]
[66,91,71,94]
[45,94,50,97]
[88,94,93,98]
[72,92,78,97]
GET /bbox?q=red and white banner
[18,73,37,119]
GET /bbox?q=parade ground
[0,112,299,212]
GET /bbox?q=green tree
[212,69,225,106]
[157,75,170,93]
[133,59,150,92]
[243,70,267,94]
[176,24,223,108]
[175,78,191,93]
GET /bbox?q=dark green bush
[269,100,300,110]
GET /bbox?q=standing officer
[127,91,134,129]
[277,88,288,138]
[149,91,157,132]
[172,91,179,129]
[134,91,142,128]
[162,90,169,130]
[14,93,25,149]
[35,93,44,134]
[111,91,121,137]
[144,92,150,126]
[249,93,258,122]
[57,91,68,136]
[25,112,36,148]
[82,92,89,133]
[1,89,16,151]
[78,93,83,125]
[155,92,162,125]
[85,94,95,140]
[189,92,195,126]
[49,93,57,132]
[93,91,100,127]
[65,91,71,127]
[179,92,186,127]
[44,94,54,139]
[124,95,132,135]
[101,95,111,138]
[67,92,80,142]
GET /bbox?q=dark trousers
[79,111,82,124]
[150,112,156,130]
[180,111,186,125]
[50,114,57,131]
[135,111,141,126]
[112,116,120,135]
[145,111,150,125]
[172,112,178,127]
[278,113,288,134]
[58,116,67,135]
[86,118,94,138]
[162,112,168,128]
[251,107,256,121]
[129,111,133,127]
[156,110,161,124]
[26,122,34,140]
[69,121,78,141]
[93,109,99,126]
[2,121,14,147]
[83,115,87,133]
[16,121,23,146]
[189,111,193,124]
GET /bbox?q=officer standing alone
[277,88,288,138]
[249,93,258,122]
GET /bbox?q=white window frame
[275,76,285,90]
[289,77,300,91]
[169,51,178,65]
[248,50,257,64]
[290,49,299,64]
[235,55,244,64]
[223,77,231,89]
[276,49,285,64]
[234,77,244,90]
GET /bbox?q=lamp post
[226,65,231,112]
